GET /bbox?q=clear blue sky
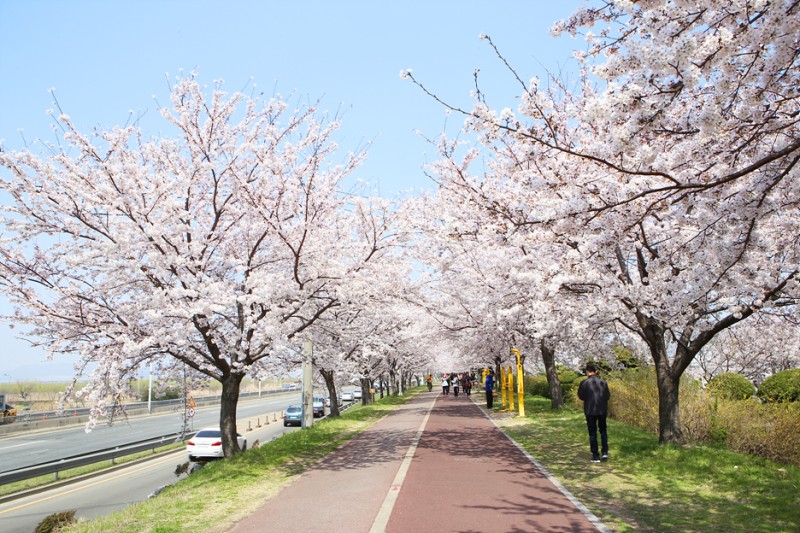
[0,0,582,381]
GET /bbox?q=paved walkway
[228,392,608,533]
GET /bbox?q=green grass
[499,396,800,533]
[61,392,415,533]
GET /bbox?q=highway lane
[0,410,307,533]
[0,392,306,473]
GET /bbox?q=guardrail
[0,432,190,486]
[0,389,293,437]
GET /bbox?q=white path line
[369,396,436,533]
[471,397,612,533]
[0,441,45,451]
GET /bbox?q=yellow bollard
[507,365,515,411]
[500,366,507,408]
[512,348,525,417]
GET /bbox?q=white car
[341,391,354,402]
[353,389,363,400]
[186,427,247,461]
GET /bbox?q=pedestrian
[442,376,449,395]
[485,369,495,409]
[463,375,472,397]
[577,362,611,463]
[452,375,459,397]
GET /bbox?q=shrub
[558,368,583,405]
[707,372,756,400]
[599,368,712,440]
[604,367,660,434]
[714,400,800,467]
[35,510,76,533]
[758,369,800,402]
[525,369,582,402]
[525,375,550,398]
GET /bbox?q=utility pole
[147,362,153,415]
[302,341,314,429]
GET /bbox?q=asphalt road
[0,392,302,473]
[0,395,353,533]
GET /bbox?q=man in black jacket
[577,362,611,463]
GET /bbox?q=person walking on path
[463,375,472,396]
[484,369,495,409]
[452,375,459,397]
[442,376,449,395]
[577,362,611,463]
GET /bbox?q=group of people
[440,372,475,397]
[427,363,610,464]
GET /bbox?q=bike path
[228,392,607,533]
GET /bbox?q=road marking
[473,397,612,533]
[0,441,45,451]
[369,396,436,533]
[0,453,181,515]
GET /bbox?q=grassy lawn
[60,393,413,533]
[497,396,800,533]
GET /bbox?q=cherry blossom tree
[0,74,389,454]
[406,0,799,444]
[692,313,800,383]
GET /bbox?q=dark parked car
[312,396,325,418]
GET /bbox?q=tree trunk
[319,368,340,417]
[360,377,371,405]
[637,314,685,444]
[654,361,683,444]
[219,372,244,457]
[540,337,565,409]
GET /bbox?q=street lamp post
[147,362,153,415]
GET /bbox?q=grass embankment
[62,393,413,533]
[498,396,800,533]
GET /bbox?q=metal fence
[0,389,287,436]
[0,432,189,486]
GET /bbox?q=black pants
[453,387,459,397]
[486,389,493,409]
[585,415,608,458]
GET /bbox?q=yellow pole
[512,348,525,416]
[507,365,515,411]
[500,366,507,407]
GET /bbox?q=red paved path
[228,392,607,533]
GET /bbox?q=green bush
[714,399,800,466]
[758,369,800,402]
[707,372,756,400]
[525,369,582,402]
[603,367,660,434]
[558,368,583,405]
[525,375,550,397]
[598,367,712,440]
[599,367,800,467]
